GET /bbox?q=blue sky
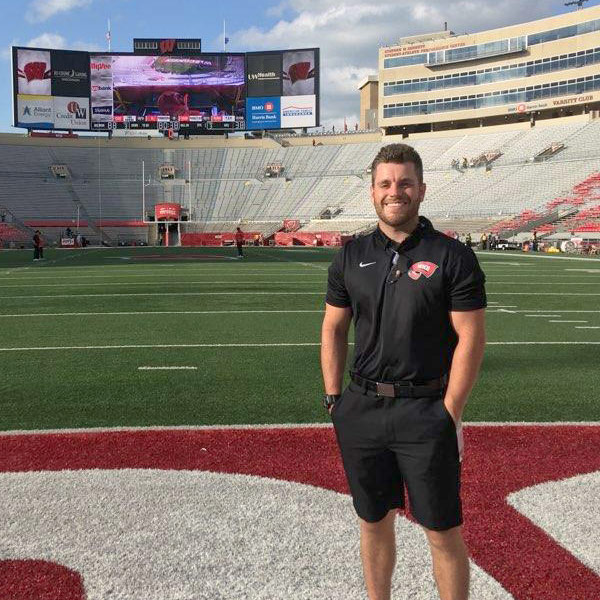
[2,0,599,133]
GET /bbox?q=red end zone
[0,425,598,599]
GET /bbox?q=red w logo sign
[408,261,438,280]
[159,39,176,54]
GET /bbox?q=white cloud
[26,0,92,24]
[0,34,102,60]
[72,40,102,52]
[26,33,101,52]
[26,33,68,49]
[236,1,571,130]
[266,1,289,18]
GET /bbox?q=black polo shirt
[326,217,486,382]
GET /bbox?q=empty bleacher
[1,114,600,244]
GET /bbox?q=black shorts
[331,381,462,530]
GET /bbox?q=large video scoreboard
[12,46,319,134]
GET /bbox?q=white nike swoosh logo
[359,261,376,268]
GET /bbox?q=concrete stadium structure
[377,5,600,134]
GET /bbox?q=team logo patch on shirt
[408,261,439,280]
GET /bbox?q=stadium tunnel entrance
[153,203,181,247]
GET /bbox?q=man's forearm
[443,334,485,420]
[321,327,349,395]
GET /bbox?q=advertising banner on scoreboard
[282,49,315,97]
[16,95,53,128]
[246,53,282,97]
[53,96,89,130]
[90,55,114,127]
[246,96,281,129]
[280,95,316,128]
[245,47,319,129]
[51,50,89,97]
[16,49,52,96]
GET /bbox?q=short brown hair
[370,143,423,185]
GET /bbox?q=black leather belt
[350,372,447,398]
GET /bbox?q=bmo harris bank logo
[246,97,281,129]
[251,101,274,112]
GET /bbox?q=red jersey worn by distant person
[235,231,244,244]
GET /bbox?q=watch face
[323,395,339,410]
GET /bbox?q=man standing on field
[235,227,244,258]
[321,144,486,600]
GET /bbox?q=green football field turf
[1,245,599,431]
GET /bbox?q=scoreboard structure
[12,41,319,135]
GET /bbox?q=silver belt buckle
[376,382,396,397]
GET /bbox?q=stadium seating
[1,115,600,243]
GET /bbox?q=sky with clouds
[1,0,599,133]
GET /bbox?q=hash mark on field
[138,366,198,371]
[525,315,561,318]
[548,320,588,323]
[575,326,600,329]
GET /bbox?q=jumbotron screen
[90,53,246,133]
[12,46,319,133]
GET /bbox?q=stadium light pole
[142,160,145,221]
[188,160,192,219]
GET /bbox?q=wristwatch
[323,394,341,412]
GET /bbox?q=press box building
[375,5,600,134]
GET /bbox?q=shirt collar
[374,216,433,252]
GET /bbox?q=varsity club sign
[0,424,598,599]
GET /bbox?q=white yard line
[486,282,600,285]
[2,309,597,319]
[0,310,323,318]
[138,366,198,371]
[576,326,600,329]
[488,292,600,296]
[0,292,325,299]
[1,421,599,437]
[4,290,600,300]
[0,342,323,352]
[510,310,600,313]
[488,274,600,278]
[0,271,324,281]
[0,279,325,288]
[477,252,600,262]
[1,341,600,353]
